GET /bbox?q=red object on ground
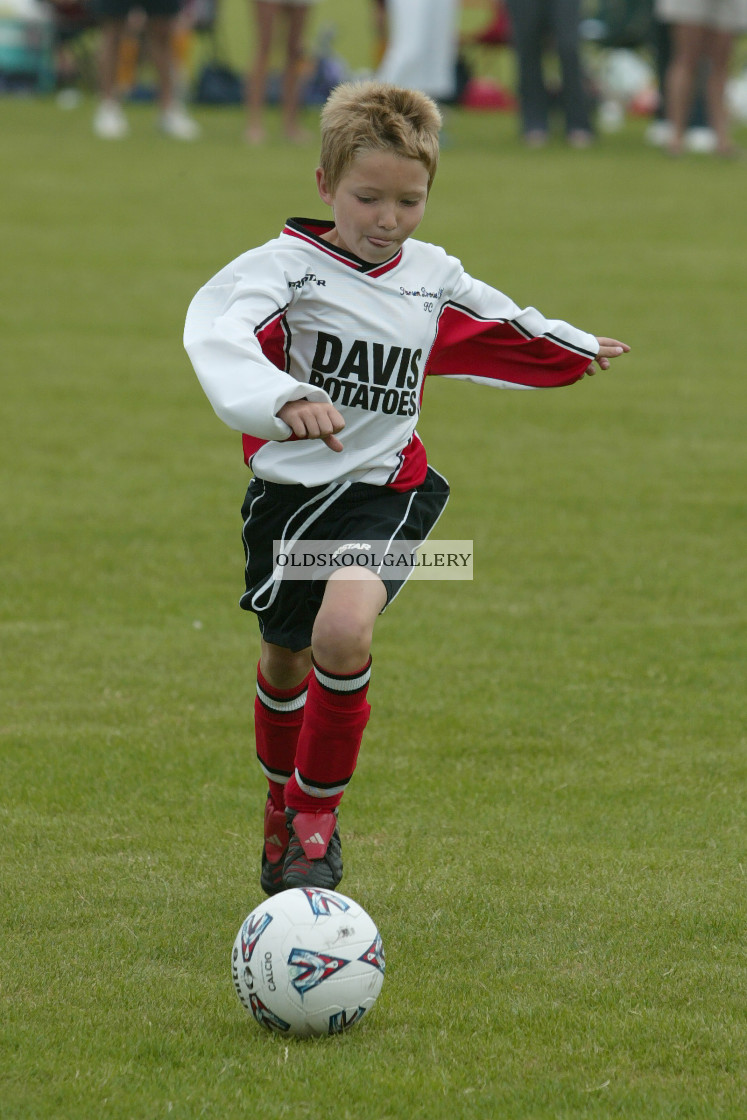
[461,76,517,111]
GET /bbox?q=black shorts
[92,0,181,20]
[240,467,450,651]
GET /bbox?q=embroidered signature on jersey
[288,272,327,290]
[399,285,444,300]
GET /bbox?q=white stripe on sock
[294,767,349,798]
[314,663,371,693]
[256,682,308,713]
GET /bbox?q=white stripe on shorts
[250,481,351,612]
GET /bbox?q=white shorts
[655,0,747,31]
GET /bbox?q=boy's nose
[377,207,397,230]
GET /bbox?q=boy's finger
[323,433,344,452]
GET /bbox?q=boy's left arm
[427,269,629,389]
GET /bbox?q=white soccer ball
[597,49,654,103]
[231,887,385,1037]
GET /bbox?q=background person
[376,0,460,102]
[646,10,712,149]
[92,0,200,138]
[246,0,321,144]
[655,0,747,155]
[504,0,593,146]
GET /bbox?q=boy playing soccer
[184,82,629,896]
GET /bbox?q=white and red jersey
[184,217,598,490]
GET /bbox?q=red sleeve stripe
[243,432,268,466]
[438,301,596,358]
[255,308,292,372]
[425,302,592,389]
[255,304,290,334]
[241,308,292,466]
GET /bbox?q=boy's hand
[277,399,345,452]
[586,337,631,375]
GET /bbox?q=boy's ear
[316,167,333,206]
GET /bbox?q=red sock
[284,656,372,813]
[254,662,310,810]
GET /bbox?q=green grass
[2,18,746,1117]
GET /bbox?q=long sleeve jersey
[184,217,599,490]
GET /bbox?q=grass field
[2,6,747,1116]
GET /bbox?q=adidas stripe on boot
[283,808,343,890]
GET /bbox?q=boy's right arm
[183,249,332,441]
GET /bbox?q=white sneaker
[93,99,129,140]
[159,105,201,141]
[685,127,717,154]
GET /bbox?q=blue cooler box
[0,14,55,92]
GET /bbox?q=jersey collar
[282,217,403,278]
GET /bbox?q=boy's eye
[354,195,422,208]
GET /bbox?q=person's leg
[146,15,176,110]
[551,0,592,141]
[664,21,707,153]
[703,27,737,154]
[281,2,311,142]
[147,14,200,137]
[505,0,549,140]
[97,17,125,100]
[257,639,312,808]
[94,18,130,137]
[255,640,312,894]
[246,0,276,143]
[282,571,386,889]
[286,570,384,810]
[653,16,671,120]
[309,570,386,676]
[260,640,312,689]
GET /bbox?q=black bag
[194,62,243,105]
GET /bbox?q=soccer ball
[231,887,385,1037]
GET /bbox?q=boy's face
[316,150,429,264]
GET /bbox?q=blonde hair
[319,81,442,193]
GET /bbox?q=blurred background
[2,0,746,145]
